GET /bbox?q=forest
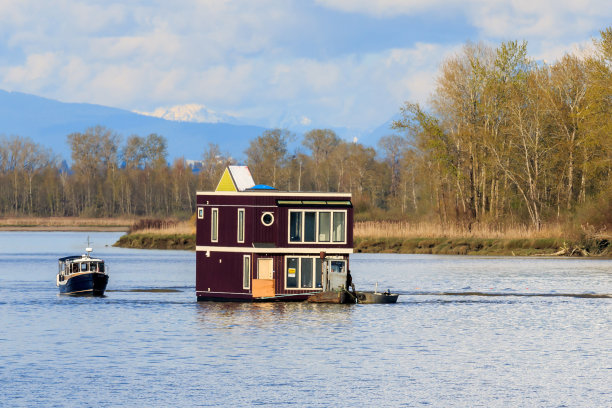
[1,28,610,235]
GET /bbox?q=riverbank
[3,217,608,256]
[112,232,610,256]
[354,237,610,256]
[113,233,195,250]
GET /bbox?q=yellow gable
[215,168,237,192]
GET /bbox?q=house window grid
[211,208,219,243]
[283,255,345,290]
[288,209,347,244]
[237,208,245,243]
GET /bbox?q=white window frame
[211,208,219,243]
[287,209,347,244]
[237,208,245,243]
[283,255,344,290]
[197,207,204,219]
[261,211,274,226]
[243,255,251,290]
[331,211,346,243]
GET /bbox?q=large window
[289,212,302,242]
[243,255,251,289]
[285,256,323,289]
[288,210,347,244]
[318,212,330,242]
[332,212,345,242]
[211,208,218,242]
[237,208,245,243]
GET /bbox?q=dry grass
[0,216,136,228]
[354,221,568,240]
[130,219,569,239]
[131,220,195,235]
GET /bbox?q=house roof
[215,166,256,192]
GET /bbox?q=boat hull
[58,272,109,296]
[307,290,355,304]
[356,292,399,304]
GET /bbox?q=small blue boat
[56,243,108,296]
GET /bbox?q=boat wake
[399,291,611,299]
[107,288,184,293]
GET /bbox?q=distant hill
[0,89,394,162]
[0,90,266,161]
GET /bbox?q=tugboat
[56,240,108,296]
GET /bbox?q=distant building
[196,165,353,301]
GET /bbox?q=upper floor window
[289,210,346,244]
[237,208,245,243]
[211,208,218,242]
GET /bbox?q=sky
[1,0,610,133]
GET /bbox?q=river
[0,232,610,407]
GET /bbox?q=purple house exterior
[196,166,353,301]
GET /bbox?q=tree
[200,143,233,190]
[245,129,293,188]
[378,134,406,199]
[67,126,120,214]
[302,129,340,191]
[0,135,56,214]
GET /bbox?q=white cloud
[314,0,456,17]
[317,0,611,42]
[4,52,61,89]
[0,0,609,132]
[533,39,596,64]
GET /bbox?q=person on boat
[346,270,356,297]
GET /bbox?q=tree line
[389,28,611,230]
[1,28,610,232]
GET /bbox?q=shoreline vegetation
[353,221,611,256]
[2,217,609,256]
[90,217,612,257]
[0,216,132,231]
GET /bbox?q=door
[253,258,275,298]
[258,258,273,279]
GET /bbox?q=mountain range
[0,89,396,162]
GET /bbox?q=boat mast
[85,236,93,258]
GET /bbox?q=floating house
[196,166,353,301]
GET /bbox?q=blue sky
[1,0,610,133]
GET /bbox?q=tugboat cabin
[196,166,353,301]
[58,255,105,277]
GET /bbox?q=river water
[0,231,610,407]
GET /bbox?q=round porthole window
[261,212,274,226]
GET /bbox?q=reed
[354,221,568,240]
[0,216,136,227]
[129,220,195,235]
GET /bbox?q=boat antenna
[86,236,93,256]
